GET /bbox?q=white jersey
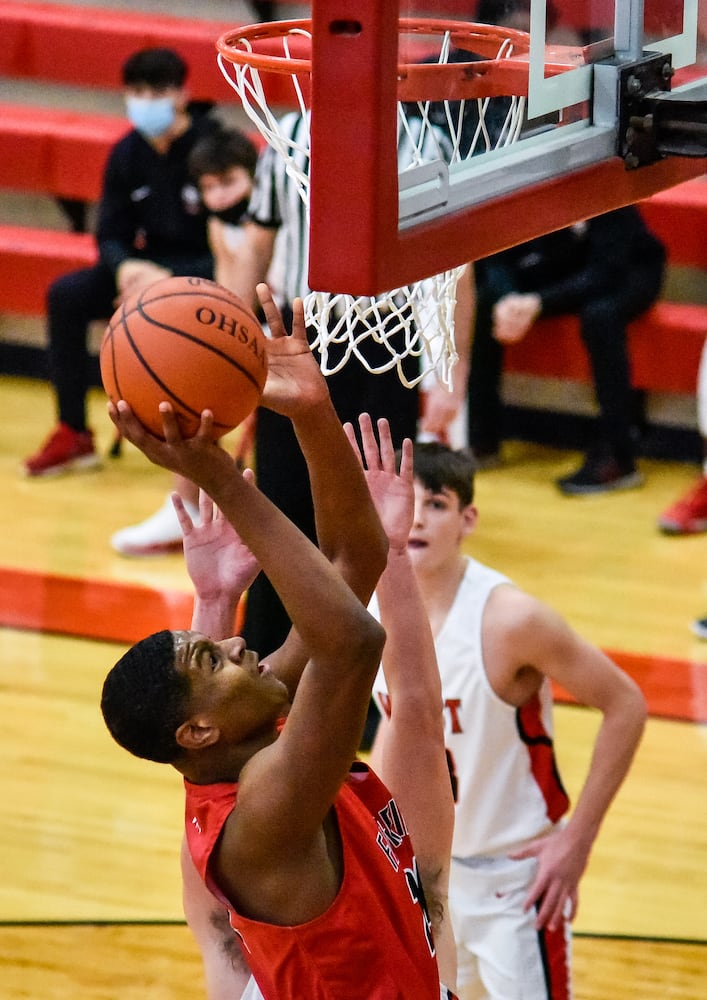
[372,556,569,859]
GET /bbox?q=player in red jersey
[101,284,457,999]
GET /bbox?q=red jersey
[185,762,442,999]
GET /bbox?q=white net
[217,21,528,389]
[305,269,466,389]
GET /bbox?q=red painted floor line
[0,565,194,644]
[1,566,705,722]
[553,647,707,724]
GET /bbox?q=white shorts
[240,978,263,1000]
[449,854,572,1000]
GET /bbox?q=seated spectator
[466,206,666,494]
[23,47,219,478]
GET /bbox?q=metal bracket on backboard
[608,50,707,168]
[398,160,450,222]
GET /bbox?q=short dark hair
[411,441,476,508]
[122,48,188,89]
[476,0,558,31]
[101,630,189,764]
[189,127,259,180]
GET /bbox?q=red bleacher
[638,177,707,272]
[0,1,302,107]
[505,302,707,397]
[0,1,232,97]
[0,103,126,202]
[0,226,97,315]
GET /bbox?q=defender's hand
[344,414,413,553]
[175,486,260,602]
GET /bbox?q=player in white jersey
[371,441,647,1000]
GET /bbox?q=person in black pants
[227,112,458,657]
[467,206,666,495]
[23,48,218,478]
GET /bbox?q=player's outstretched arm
[345,415,457,993]
[257,285,386,593]
[253,285,388,691]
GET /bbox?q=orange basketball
[100,275,268,439]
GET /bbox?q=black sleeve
[96,136,141,274]
[537,208,663,316]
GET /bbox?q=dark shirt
[97,104,218,275]
[477,207,666,316]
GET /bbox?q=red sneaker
[23,423,100,478]
[657,476,707,534]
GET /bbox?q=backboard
[218,1,707,296]
[302,0,707,294]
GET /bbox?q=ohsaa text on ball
[196,307,266,369]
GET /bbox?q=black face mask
[209,197,250,226]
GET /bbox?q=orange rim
[217,19,314,75]
[216,17,590,101]
[216,17,532,81]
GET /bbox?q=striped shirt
[247,110,453,304]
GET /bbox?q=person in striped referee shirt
[229,111,473,659]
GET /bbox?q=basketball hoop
[216,19,535,389]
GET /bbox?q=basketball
[100,275,268,439]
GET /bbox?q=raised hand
[344,414,413,553]
[256,284,330,420]
[174,485,260,604]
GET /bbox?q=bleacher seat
[0,1,303,107]
[0,226,97,315]
[0,103,126,203]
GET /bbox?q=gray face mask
[125,95,177,139]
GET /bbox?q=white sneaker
[111,495,200,557]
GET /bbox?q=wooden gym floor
[0,374,705,998]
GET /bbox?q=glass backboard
[219,0,707,294]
